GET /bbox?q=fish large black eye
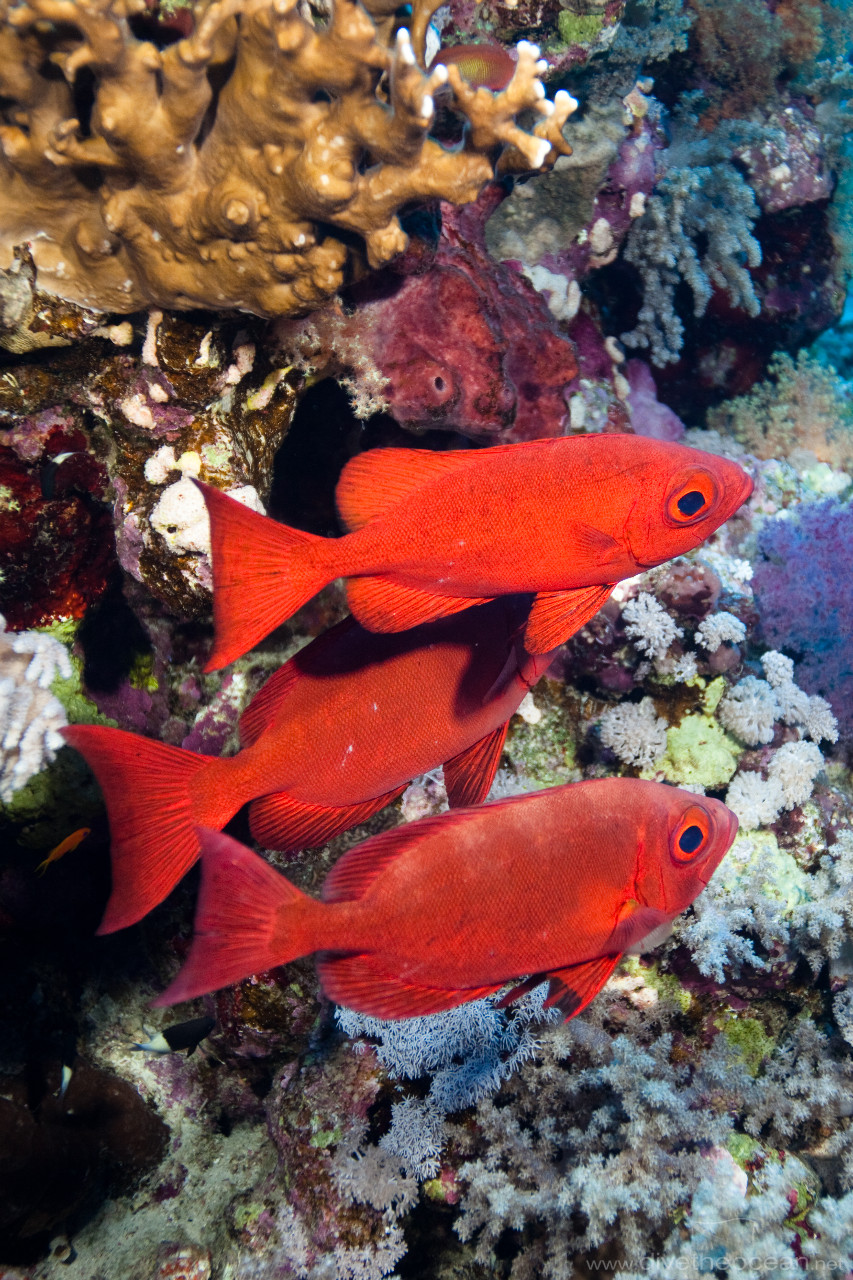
[677,491,705,517]
[678,824,704,854]
[671,805,712,862]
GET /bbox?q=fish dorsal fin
[248,785,406,854]
[318,951,502,1018]
[239,665,301,747]
[498,953,621,1021]
[336,448,478,532]
[444,721,510,808]
[321,811,470,904]
[524,583,614,654]
[238,616,360,748]
[347,575,492,632]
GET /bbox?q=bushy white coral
[0,616,71,803]
[598,696,668,768]
[695,610,747,651]
[621,591,683,659]
[717,674,779,745]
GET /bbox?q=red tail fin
[196,480,330,671]
[154,828,319,1005]
[61,725,216,934]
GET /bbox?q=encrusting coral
[0,0,574,318]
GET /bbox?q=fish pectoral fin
[499,954,621,1021]
[347,576,492,633]
[336,448,477,532]
[605,904,671,955]
[317,951,502,1019]
[570,523,624,562]
[444,721,510,808]
[524,583,614,654]
[249,785,407,854]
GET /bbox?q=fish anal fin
[336,448,477,533]
[524,583,614,654]
[321,810,473,904]
[318,951,501,1018]
[347,576,491,633]
[444,721,510,808]
[499,954,621,1021]
[248,786,406,854]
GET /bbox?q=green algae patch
[505,693,582,789]
[4,747,104,850]
[715,1012,775,1076]
[701,676,727,715]
[622,956,693,1013]
[656,713,740,789]
[727,1131,762,1168]
[557,10,605,44]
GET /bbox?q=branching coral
[0,614,71,802]
[0,0,573,317]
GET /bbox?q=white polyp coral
[150,480,265,556]
[717,674,779,745]
[621,591,683,660]
[718,654,838,748]
[725,770,786,831]
[726,741,827,831]
[598,696,668,769]
[0,615,71,803]
[695,610,747,651]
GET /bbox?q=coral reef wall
[2,0,853,1276]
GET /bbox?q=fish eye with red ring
[663,469,719,526]
[670,805,713,863]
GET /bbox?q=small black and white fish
[132,1015,215,1056]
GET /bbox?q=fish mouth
[735,469,754,511]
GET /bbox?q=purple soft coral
[753,496,853,737]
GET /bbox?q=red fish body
[61,599,555,934]
[157,778,738,1020]
[199,434,753,669]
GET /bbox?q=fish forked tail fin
[154,828,318,1006]
[195,480,330,672]
[61,725,215,935]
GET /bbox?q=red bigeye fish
[61,598,555,934]
[196,434,753,670]
[156,779,738,1019]
[430,43,516,91]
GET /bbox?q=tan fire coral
[0,0,574,317]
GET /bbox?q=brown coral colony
[0,0,575,318]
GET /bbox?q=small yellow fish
[36,827,90,875]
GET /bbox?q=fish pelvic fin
[195,480,330,671]
[524,583,615,654]
[317,951,502,1019]
[154,828,321,1006]
[498,953,621,1022]
[347,576,491,633]
[444,721,510,808]
[61,726,219,934]
[249,786,407,854]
